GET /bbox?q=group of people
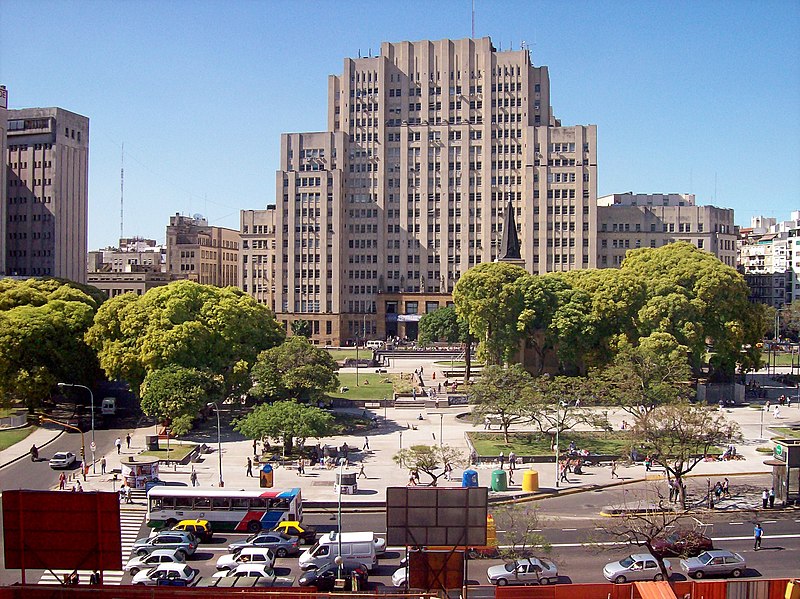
[63,570,102,585]
[761,488,776,509]
[710,478,731,505]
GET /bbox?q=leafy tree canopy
[393,444,464,487]
[249,336,339,402]
[85,281,285,395]
[234,400,334,453]
[469,364,532,443]
[139,366,223,436]
[418,305,469,345]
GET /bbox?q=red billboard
[2,490,122,571]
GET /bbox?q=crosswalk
[38,503,145,585]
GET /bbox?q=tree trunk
[646,542,673,584]
[503,423,510,444]
[465,336,473,382]
[284,435,294,455]
[677,474,687,510]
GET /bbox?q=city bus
[146,487,302,533]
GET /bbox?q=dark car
[650,530,713,558]
[298,561,369,592]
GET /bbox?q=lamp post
[207,402,223,487]
[336,459,345,578]
[439,413,444,449]
[58,383,95,474]
[554,401,565,489]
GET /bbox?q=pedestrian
[253,439,258,456]
[754,523,763,550]
[80,461,87,481]
[769,488,775,508]
[59,472,67,490]
[297,458,305,475]
[645,455,652,471]
[30,444,38,462]
[484,416,490,430]
[76,481,83,492]
[124,485,132,504]
[119,486,126,503]
[89,570,100,585]
[246,457,253,477]
[363,436,370,451]
[722,477,730,498]
[412,469,420,485]
[509,451,517,472]
[470,449,478,465]
[190,470,198,487]
[508,468,515,485]
[408,471,417,486]
[358,463,366,479]
[444,461,453,481]
[498,452,505,470]
[115,437,121,455]
[762,489,769,509]
[126,433,131,449]
[559,461,569,483]
[610,461,618,479]
[100,456,107,474]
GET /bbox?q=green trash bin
[491,469,508,492]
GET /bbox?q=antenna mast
[120,143,124,244]
[471,0,475,38]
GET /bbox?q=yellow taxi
[272,520,317,544]
[171,519,213,543]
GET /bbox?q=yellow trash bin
[522,469,539,492]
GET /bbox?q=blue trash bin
[260,464,274,488]
[462,469,479,487]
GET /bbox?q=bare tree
[393,445,464,487]
[493,504,551,561]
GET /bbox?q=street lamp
[58,383,95,474]
[438,413,444,449]
[207,402,223,487]
[336,458,345,578]
[554,401,566,489]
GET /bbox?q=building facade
[87,238,165,274]
[596,193,737,268]
[0,86,7,276]
[266,37,597,345]
[240,207,277,309]
[86,270,177,298]
[4,106,89,283]
[738,212,800,307]
[165,214,240,287]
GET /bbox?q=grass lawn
[770,353,800,366]
[468,431,633,456]
[328,372,396,401]
[0,426,36,451]
[770,426,800,439]
[140,443,197,461]
[326,349,362,361]
[433,360,485,368]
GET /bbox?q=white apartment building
[597,193,737,268]
[739,212,800,306]
[263,37,597,345]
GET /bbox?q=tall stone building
[0,86,7,277]
[240,207,277,309]
[596,193,737,268]
[266,37,597,345]
[165,214,240,287]
[4,105,89,283]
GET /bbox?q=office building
[597,193,737,268]
[4,105,88,283]
[265,37,597,345]
[0,86,7,276]
[240,207,278,310]
[165,214,240,287]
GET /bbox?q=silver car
[227,532,299,557]
[603,553,672,583]
[132,531,198,559]
[681,550,746,579]
[487,557,559,586]
[124,549,185,575]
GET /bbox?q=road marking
[762,520,777,524]
[532,529,542,532]
[547,532,800,549]
[729,522,743,525]
[562,528,577,531]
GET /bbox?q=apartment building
[738,212,800,307]
[267,37,597,345]
[4,105,89,283]
[165,214,240,287]
[597,193,737,268]
[240,207,277,309]
[87,238,165,274]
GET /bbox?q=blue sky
[2,0,798,250]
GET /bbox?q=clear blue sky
[2,0,798,250]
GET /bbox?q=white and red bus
[146,487,302,533]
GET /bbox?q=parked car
[487,557,559,586]
[650,530,713,558]
[124,549,185,576]
[216,547,276,571]
[272,520,317,544]
[211,564,278,583]
[681,550,746,579]
[298,561,369,591]
[132,531,198,559]
[603,554,672,583]
[131,563,198,586]
[392,566,408,587]
[228,531,299,557]
[171,519,213,543]
[49,451,76,469]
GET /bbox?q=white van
[366,340,384,350]
[298,531,377,571]
[101,397,117,416]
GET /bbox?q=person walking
[363,436,370,451]
[358,463,367,479]
[126,433,131,449]
[498,452,505,470]
[769,488,775,508]
[610,461,618,479]
[762,489,769,509]
[115,437,122,455]
[754,523,763,550]
[100,456,106,474]
[246,457,253,477]
[190,469,198,487]
[509,451,517,472]
[559,461,570,483]
[722,477,730,498]
[297,458,305,476]
[59,472,67,490]
[80,461,87,481]
[30,444,38,462]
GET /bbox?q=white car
[374,536,387,555]
[392,565,408,587]
[211,563,294,586]
[215,547,276,571]
[49,451,77,469]
[487,557,559,586]
[131,563,197,586]
[124,549,185,576]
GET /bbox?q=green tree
[249,336,339,402]
[780,300,800,341]
[526,375,609,442]
[291,319,311,338]
[393,444,464,487]
[493,505,551,563]
[453,262,527,365]
[234,400,334,453]
[0,279,104,410]
[139,366,223,436]
[469,364,532,443]
[85,281,285,395]
[418,305,475,380]
[634,402,740,509]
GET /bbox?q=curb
[0,426,65,470]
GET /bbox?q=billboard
[3,490,122,571]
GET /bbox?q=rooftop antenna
[471,0,475,38]
[120,143,124,244]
